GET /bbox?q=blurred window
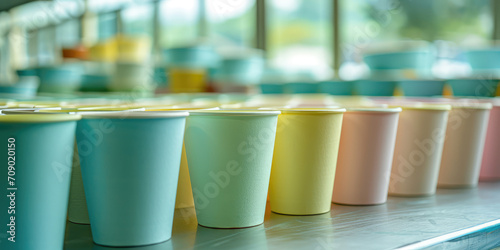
[206,0,256,47]
[159,0,200,48]
[267,0,333,79]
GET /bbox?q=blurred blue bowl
[260,84,284,94]
[284,83,319,94]
[399,80,445,97]
[354,80,396,96]
[464,49,500,70]
[0,76,39,97]
[364,50,431,70]
[163,46,218,68]
[318,81,353,95]
[214,57,264,85]
[448,79,499,97]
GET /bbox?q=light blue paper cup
[354,80,397,96]
[448,79,499,97]
[77,111,188,247]
[318,81,353,95]
[0,114,80,250]
[399,80,445,97]
[284,83,319,94]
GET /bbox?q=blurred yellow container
[269,108,345,215]
[169,68,207,93]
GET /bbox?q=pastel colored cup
[438,103,492,188]
[185,110,279,228]
[284,83,318,94]
[269,108,345,215]
[0,114,80,250]
[214,57,264,85]
[480,103,500,180]
[399,80,445,97]
[354,80,397,96]
[332,108,401,205]
[448,79,499,97]
[388,104,451,196]
[318,81,353,95]
[175,143,194,208]
[77,111,188,247]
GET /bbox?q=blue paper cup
[284,83,319,94]
[77,111,188,247]
[399,80,445,97]
[0,114,81,250]
[318,81,353,95]
[354,80,397,96]
[447,79,499,97]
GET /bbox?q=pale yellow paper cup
[269,108,345,215]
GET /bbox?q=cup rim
[0,113,81,123]
[389,103,452,111]
[189,110,281,116]
[346,107,402,113]
[79,111,189,119]
[277,108,346,114]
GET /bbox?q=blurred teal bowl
[37,66,82,93]
[354,80,397,96]
[215,57,264,85]
[399,80,445,97]
[260,84,284,94]
[364,50,431,70]
[16,68,37,76]
[465,50,500,70]
[284,83,319,94]
[448,79,499,97]
[318,81,353,95]
[80,75,110,92]
[0,76,39,97]
[163,46,218,68]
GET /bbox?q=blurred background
[0,0,498,97]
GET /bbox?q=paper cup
[0,114,81,250]
[332,108,401,205]
[480,102,500,180]
[438,103,492,188]
[77,111,188,247]
[269,108,345,215]
[185,110,280,228]
[388,104,451,196]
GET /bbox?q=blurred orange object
[62,45,88,60]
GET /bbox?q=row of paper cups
[0,98,499,249]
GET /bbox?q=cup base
[479,177,500,182]
[198,222,263,229]
[271,210,330,216]
[68,220,90,225]
[332,201,386,206]
[93,237,171,248]
[437,184,478,189]
[388,192,435,197]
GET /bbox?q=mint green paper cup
[0,114,81,250]
[185,110,280,228]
